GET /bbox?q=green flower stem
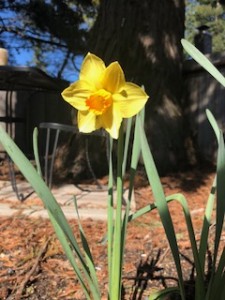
[107,136,114,295]
[110,125,124,300]
[120,114,142,274]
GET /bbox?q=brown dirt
[0,164,221,300]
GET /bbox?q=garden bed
[0,165,219,299]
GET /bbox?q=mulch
[0,164,220,299]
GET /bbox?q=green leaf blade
[182,39,225,88]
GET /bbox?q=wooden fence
[183,53,225,162]
[0,90,73,157]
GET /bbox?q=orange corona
[86,89,112,115]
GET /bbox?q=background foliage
[1,0,225,175]
[0,0,98,79]
[185,0,225,53]
[1,0,225,76]
[1,0,225,80]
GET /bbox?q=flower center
[86,89,112,115]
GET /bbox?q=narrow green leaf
[181,39,225,88]
[0,126,83,259]
[209,248,225,300]
[219,280,225,300]
[122,117,133,176]
[110,125,124,300]
[166,193,205,298]
[204,112,225,300]
[149,287,180,300]
[48,210,92,300]
[214,132,225,266]
[0,125,96,295]
[121,113,142,288]
[73,196,101,298]
[198,176,216,274]
[33,127,42,177]
[128,203,157,222]
[205,131,225,300]
[199,110,218,275]
[206,109,220,144]
[122,108,145,248]
[137,115,185,300]
[107,135,114,295]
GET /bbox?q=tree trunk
[88,0,186,174]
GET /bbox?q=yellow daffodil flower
[61,53,148,139]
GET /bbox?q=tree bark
[88,0,186,174]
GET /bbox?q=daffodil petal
[113,83,148,118]
[78,110,100,133]
[62,80,94,111]
[101,104,122,139]
[101,62,125,93]
[80,53,105,88]
[62,52,149,138]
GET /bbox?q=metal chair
[39,122,76,188]
[38,122,107,189]
[0,90,30,201]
